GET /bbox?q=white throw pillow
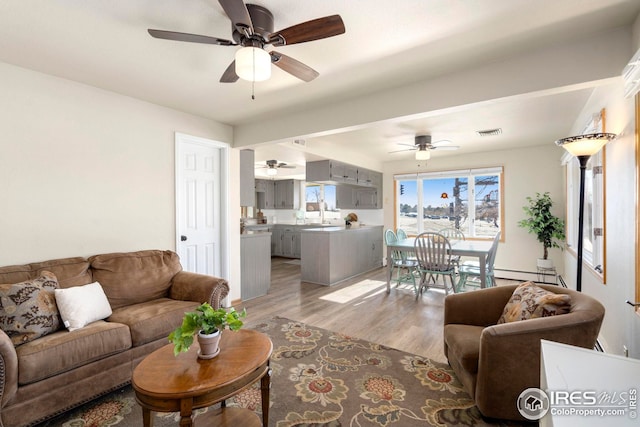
[55,282,113,331]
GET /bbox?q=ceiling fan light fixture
[235,47,271,82]
[266,167,278,176]
[415,147,430,160]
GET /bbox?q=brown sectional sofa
[0,250,229,427]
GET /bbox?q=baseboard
[494,268,558,284]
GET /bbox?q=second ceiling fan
[148,0,345,83]
[390,135,459,160]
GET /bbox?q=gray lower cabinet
[271,225,303,258]
[240,232,271,300]
[300,226,383,286]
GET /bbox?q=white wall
[0,61,245,301]
[561,80,640,357]
[383,144,565,278]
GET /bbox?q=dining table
[386,237,494,292]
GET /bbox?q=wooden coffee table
[132,329,273,427]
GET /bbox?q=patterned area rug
[36,317,526,427]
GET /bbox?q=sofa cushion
[0,271,62,346]
[497,281,571,324]
[0,257,92,289]
[55,282,113,331]
[15,320,131,385]
[107,298,198,347]
[89,250,182,309]
[443,324,484,374]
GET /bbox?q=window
[563,110,606,280]
[395,167,503,239]
[305,183,340,221]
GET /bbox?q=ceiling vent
[476,128,502,136]
[293,139,306,147]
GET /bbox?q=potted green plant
[518,192,566,268]
[168,303,246,359]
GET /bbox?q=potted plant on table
[517,192,566,269]
[168,303,246,359]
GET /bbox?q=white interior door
[176,134,225,276]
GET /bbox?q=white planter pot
[197,329,221,359]
[537,258,554,269]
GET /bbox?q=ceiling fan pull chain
[251,47,256,100]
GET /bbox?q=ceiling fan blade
[388,148,416,154]
[270,51,319,82]
[270,15,345,46]
[218,0,253,35]
[431,146,460,151]
[220,60,239,83]
[148,29,235,46]
[431,139,452,147]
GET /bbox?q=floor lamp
[555,133,616,292]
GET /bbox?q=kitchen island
[300,225,383,286]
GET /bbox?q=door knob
[181,235,188,241]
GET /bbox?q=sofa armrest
[474,310,604,420]
[444,285,517,327]
[169,271,230,309]
[0,330,18,409]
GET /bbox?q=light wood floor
[239,258,458,363]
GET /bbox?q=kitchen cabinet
[241,232,271,300]
[354,187,379,209]
[270,224,319,258]
[273,179,300,209]
[307,160,381,188]
[281,230,301,258]
[307,160,382,209]
[306,160,357,184]
[255,179,275,209]
[239,150,255,206]
[300,225,383,286]
[270,227,282,255]
[336,185,380,209]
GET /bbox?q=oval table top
[132,329,273,399]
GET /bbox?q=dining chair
[395,228,408,240]
[438,227,465,269]
[413,232,457,296]
[385,229,419,294]
[395,228,417,262]
[457,231,501,291]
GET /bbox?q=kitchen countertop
[241,231,272,238]
[300,225,381,232]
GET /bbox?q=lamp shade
[555,133,616,157]
[235,47,271,82]
[415,147,430,160]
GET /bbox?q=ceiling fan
[147,0,345,83]
[389,135,459,160]
[259,159,296,176]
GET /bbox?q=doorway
[175,132,230,280]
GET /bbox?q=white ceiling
[1,1,639,178]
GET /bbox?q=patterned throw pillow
[497,281,571,324]
[0,271,62,346]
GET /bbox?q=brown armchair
[443,283,605,421]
